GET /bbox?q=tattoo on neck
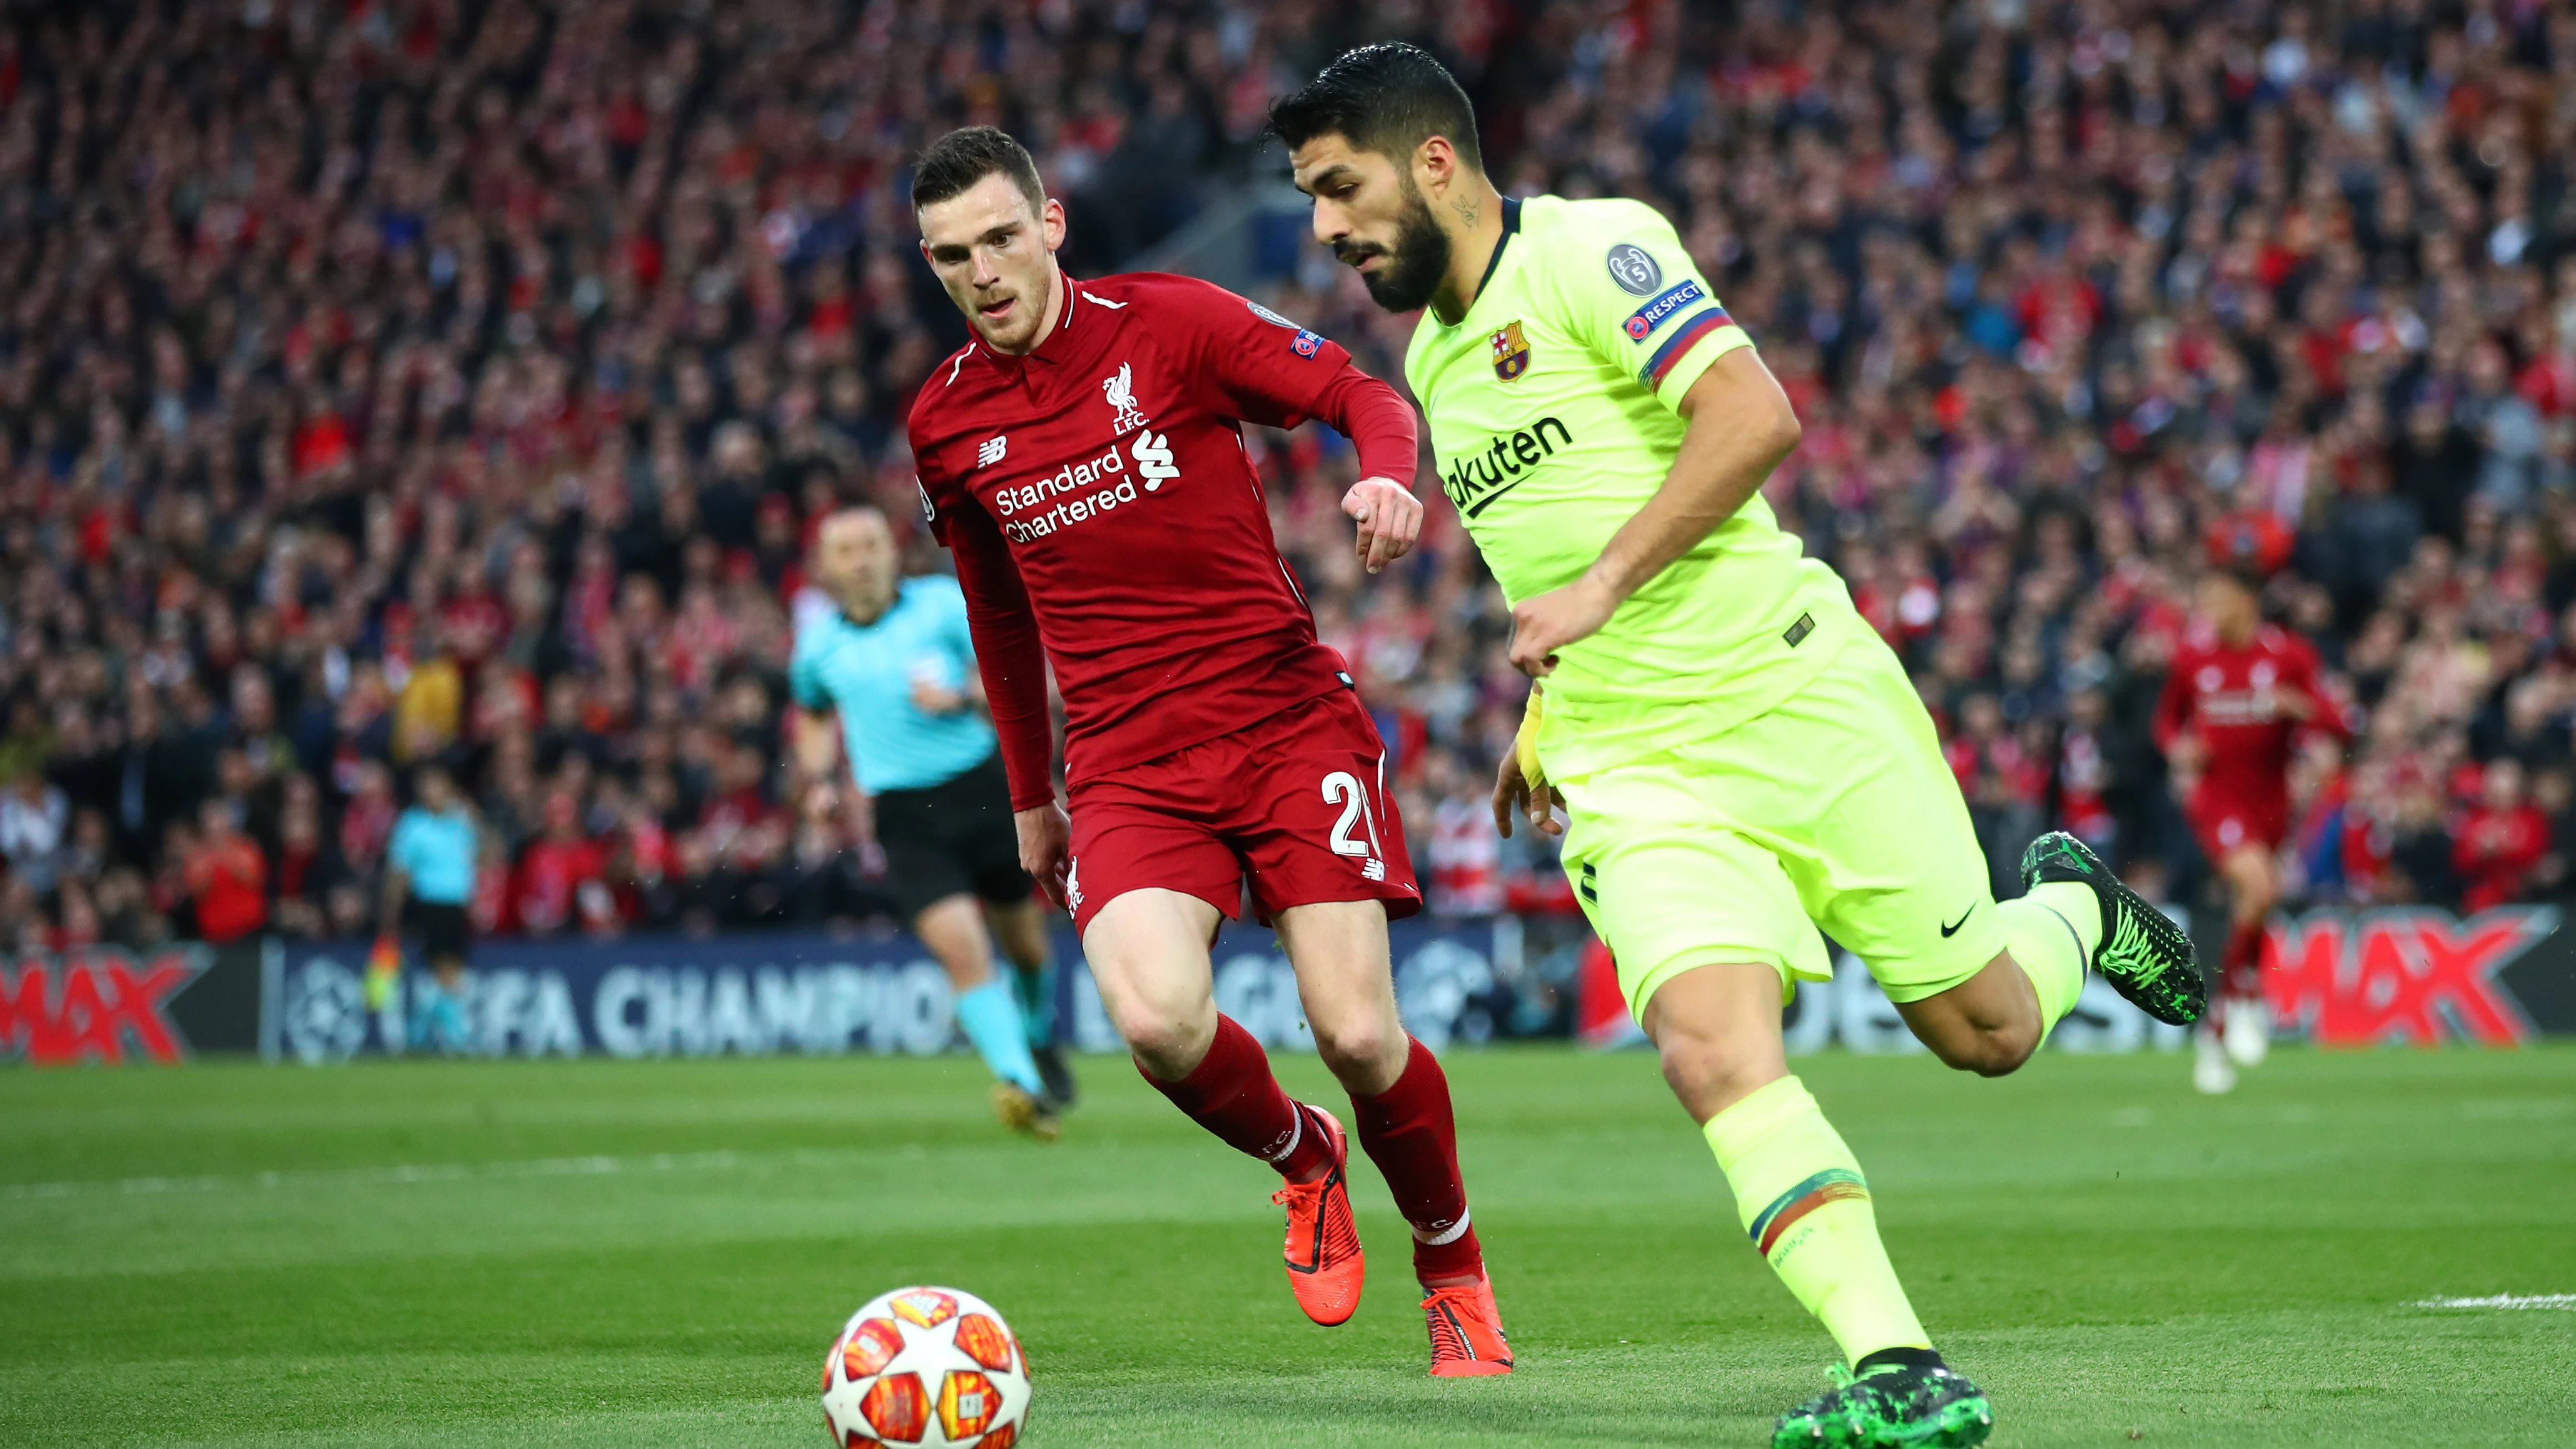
[1453,198,1479,226]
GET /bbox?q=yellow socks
[1996,881,2101,1037]
[1702,1076,1928,1363]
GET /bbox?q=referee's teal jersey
[789,576,998,794]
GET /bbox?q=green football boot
[2019,830,2206,1026]
[1772,1360,1993,1448]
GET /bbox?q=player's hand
[911,677,969,715]
[2168,732,2206,775]
[1492,751,1560,839]
[801,780,840,822]
[1342,477,1422,575]
[1508,575,1620,677]
[1016,803,1073,908]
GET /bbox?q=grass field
[3,1044,2572,1448]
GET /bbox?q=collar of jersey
[1437,195,1522,331]
[982,272,1084,375]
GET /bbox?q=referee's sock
[1011,960,1059,1048]
[956,979,1046,1095]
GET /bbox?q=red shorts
[1063,689,1422,935]
[2186,786,2287,864]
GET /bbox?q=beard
[1336,176,1452,314]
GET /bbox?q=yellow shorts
[1552,633,2007,1024]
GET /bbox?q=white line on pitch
[2412,1294,2576,1310]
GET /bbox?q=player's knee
[1655,1032,1770,1115]
[1310,1012,1399,1083]
[1105,996,1212,1077]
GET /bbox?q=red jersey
[2153,624,2343,822]
[2453,804,2548,913]
[911,273,1417,808]
[512,836,607,936]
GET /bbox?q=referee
[380,762,478,1054]
[791,505,1075,1139]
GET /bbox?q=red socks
[1348,1036,1484,1285]
[2220,918,2265,1003]
[1144,1018,1486,1286]
[1139,1014,1333,1181]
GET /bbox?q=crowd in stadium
[4,0,2576,954]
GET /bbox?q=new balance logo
[976,435,1008,468]
[1131,430,1178,489]
[1361,859,1386,882]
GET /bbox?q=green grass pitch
[4,1044,2572,1446]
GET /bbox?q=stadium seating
[4,0,2574,957]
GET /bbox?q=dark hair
[911,126,1046,214]
[1267,43,1483,174]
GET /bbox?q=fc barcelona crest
[1490,320,1530,380]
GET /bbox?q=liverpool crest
[1101,361,1149,434]
[1490,321,1530,381]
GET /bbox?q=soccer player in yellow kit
[1275,44,2204,1449]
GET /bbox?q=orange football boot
[1422,1273,1513,1377]
[1269,1106,1365,1325]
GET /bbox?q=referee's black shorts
[413,901,472,961]
[874,752,1036,920]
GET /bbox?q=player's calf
[1891,960,2044,1078]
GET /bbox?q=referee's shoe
[991,1081,1063,1142]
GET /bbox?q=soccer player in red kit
[2154,555,2346,1093]
[904,126,1511,1376]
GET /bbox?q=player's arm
[792,707,842,802]
[929,577,989,717]
[785,639,847,813]
[2281,645,2351,739]
[2151,654,2205,776]
[1493,681,1561,839]
[1169,278,1424,573]
[1507,346,1802,674]
[942,491,1070,903]
[1308,365,1424,573]
[1498,209,1795,674]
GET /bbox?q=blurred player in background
[1279,44,2203,1446]
[379,763,477,1054]
[790,505,1074,1139]
[2156,520,2345,1094]
[907,126,1512,1376]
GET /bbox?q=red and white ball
[821,1286,1031,1448]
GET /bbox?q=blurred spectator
[511,787,617,937]
[0,766,68,896]
[181,799,269,947]
[11,0,2576,958]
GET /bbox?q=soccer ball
[821,1286,1031,1448]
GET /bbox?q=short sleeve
[388,814,417,874]
[1164,278,1351,432]
[1551,202,1753,412]
[787,627,831,710]
[925,575,978,665]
